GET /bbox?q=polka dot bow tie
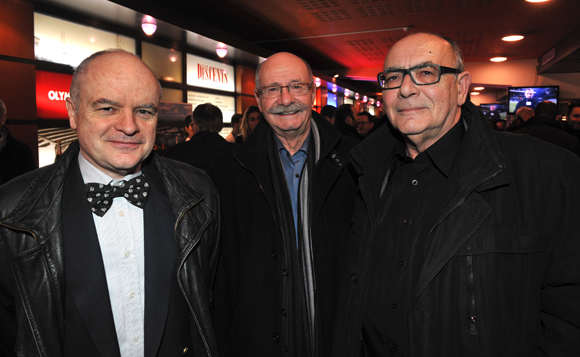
[85,175,150,217]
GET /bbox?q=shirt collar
[78,152,142,185]
[423,119,465,177]
[275,131,311,156]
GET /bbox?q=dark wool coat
[209,111,358,357]
[164,131,235,173]
[333,100,580,356]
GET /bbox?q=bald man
[0,50,220,356]
[334,33,580,356]
[210,52,358,357]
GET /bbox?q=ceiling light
[314,77,321,87]
[141,15,157,36]
[474,86,484,90]
[332,84,337,93]
[216,42,228,58]
[376,101,381,107]
[502,35,524,42]
[526,0,549,2]
[369,98,375,105]
[471,92,480,96]
[333,73,339,78]
[344,88,350,97]
[362,95,368,103]
[490,57,507,62]
[355,93,360,100]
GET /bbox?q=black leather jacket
[0,142,220,356]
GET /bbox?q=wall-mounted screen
[507,86,559,114]
[480,103,507,121]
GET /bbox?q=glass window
[187,91,235,123]
[161,88,184,103]
[142,42,182,83]
[34,13,135,68]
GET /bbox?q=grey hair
[432,33,464,73]
[255,53,314,89]
[69,49,162,111]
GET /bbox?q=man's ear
[66,97,77,130]
[254,89,263,113]
[457,71,472,106]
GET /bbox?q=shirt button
[283,346,288,353]
[125,252,131,258]
[272,250,278,259]
[412,179,418,185]
[399,260,405,267]
[351,273,358,283]
[282,309,287,316]
[119,211,124,216]
[183,347,189,354]
[273,333,280,343]
[392,303,397,309]
[130,292,135,299]
[283,269,288,276]
[133,336,140,342]
[403,219,411,225]
[295,174,299,178]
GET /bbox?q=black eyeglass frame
[377,64,461,90]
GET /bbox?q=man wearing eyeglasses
[334,33,580,356]
[210,52,358,357]
[355,111,375,138]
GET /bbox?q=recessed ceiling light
[474,86,484,90]
[490,57,507,62]
[526,0,549,2]
[502,35,524,42]
[471,92,480,96]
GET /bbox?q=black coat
[164,131,234,173]
[516,115,580,156]
[0,127,36,185]
[333,101,580,356]
[209,112,358,356]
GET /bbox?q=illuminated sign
[36,70,73,119]
[187,91,236,123]
[187,54,235,92]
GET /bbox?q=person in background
[334,33,580,356]
[184,114,194,141]
[507,106,534,132]
[0,99,36,185]
[164,102,234,172]
[320,105,336,125]
[210,52,358,357]
[225,113,243,143]
[236,105,262,143]
[356,111,375,138]
[333,104,361,141]
[563,103,580,141]
[0,49,220,356]
[516,100,580,156]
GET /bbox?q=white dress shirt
[78,153,145,357]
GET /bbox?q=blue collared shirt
[276,134,310,246]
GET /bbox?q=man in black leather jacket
[0,50,220,356]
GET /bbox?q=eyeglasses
[257,82,313,98]
[357,121,370,126]
[377,64,460,90]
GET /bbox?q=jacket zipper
[466,255,477,335]
[175,197,214,356]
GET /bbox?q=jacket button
[273,333,280,343]
[399,260,404,267]
[282,309,287,316]
[283,269,288,276]
[272,250,277,259]
[351,273,357,283]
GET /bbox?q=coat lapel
[142,166,176,357]
[61,158,121,357]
